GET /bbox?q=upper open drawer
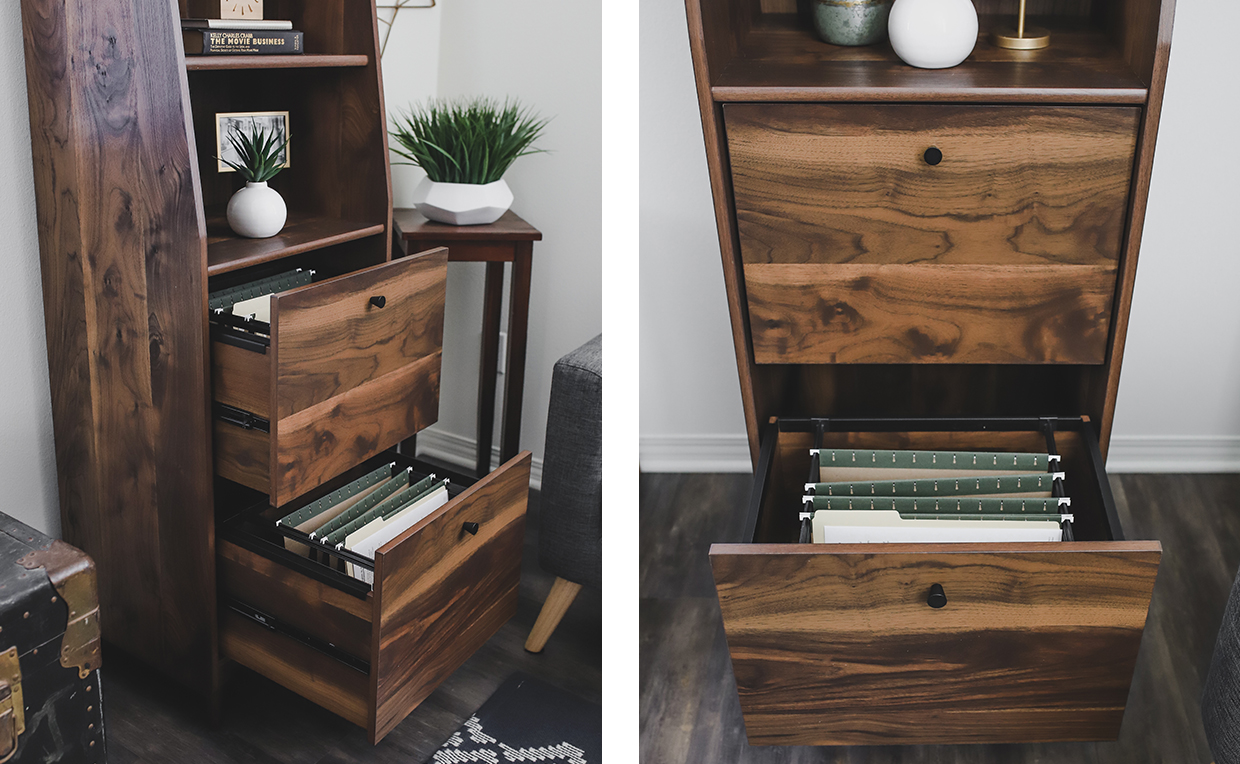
[725,104,1140,365]
[211,248,448,506]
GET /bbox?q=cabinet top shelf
[712,15,1148,104]
[185,54,370,71]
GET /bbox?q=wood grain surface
[710,544,1161,745]
[211,339,271,418]
[370,452,530,743]
[272,249,447,420]
[642,471,1236,762]
[745,263,1117,364]
[727,104,1139,267]
[273,351,442,506]
[213,420,271,494]
[218,540,373,661]
[713,15,1149,103]
[21,0,218,696]
[220,608,369,728]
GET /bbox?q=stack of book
[182,18,304,56]
[803,448,1074,544]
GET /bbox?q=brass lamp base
[991,26,1050,49]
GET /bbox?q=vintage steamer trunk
[687,0,1177,747]
[0,514,103,762]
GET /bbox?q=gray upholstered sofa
[525,335,601,653]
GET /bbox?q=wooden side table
[393,209,542,479]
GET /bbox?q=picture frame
[216,110,290,173]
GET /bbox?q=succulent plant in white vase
[220,120,289,238]
[391,98,548,226]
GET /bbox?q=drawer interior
[747,416,1122,546]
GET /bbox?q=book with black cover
[183,29,303,55]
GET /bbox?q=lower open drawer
[216,450,531,744]
[710,416,1160,746]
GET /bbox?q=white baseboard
[416,427,544,490]
[639,433,1240,475]
[1105,435,1240,473]
[639,434,752,473]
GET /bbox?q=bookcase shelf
[713,14,1148,103]
[206,212,386,276]
[186,54,370,71]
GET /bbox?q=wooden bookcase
[688,0,1177,747]
[18,3,528,743]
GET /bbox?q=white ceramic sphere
[226,181,287,238]
[888,0,979,69]
[411,178,514,226]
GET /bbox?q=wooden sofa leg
[525,577,582,653]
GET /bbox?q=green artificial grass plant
[390,97,548,185]
[219,120,289,183]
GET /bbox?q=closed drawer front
[725,104,1140,364]
[213,247,448,506]
[218,451,531,743]
[710,419,1160,746]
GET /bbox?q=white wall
[0,2,60,535]
[639,0,1240,473]
[423,0,603,479]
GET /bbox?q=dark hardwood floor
[640,471,1240,762]
[100,491,602,764]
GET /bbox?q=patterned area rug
[427,673,601,763]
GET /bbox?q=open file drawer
[216,449,531,744]
[211,247,448,507]
[710,416,1160,746]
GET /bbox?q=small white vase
[888,0,978,69]
[227,181,287,238]
[411,178,513,226]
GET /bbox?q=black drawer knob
[369,295,387,309]
[927,583,947,609]
[463,521,480,536]
[923,147,943,166]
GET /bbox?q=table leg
[500,242,533,462]
[476,260,505,476]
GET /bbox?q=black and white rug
[427,673,601,763]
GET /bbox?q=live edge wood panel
[710,542,1161,746]
[728,104,1139,365]
[20,0,217,696]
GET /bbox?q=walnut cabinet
[20,0,529,743]
[686,0,1176,746]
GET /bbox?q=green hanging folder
[323,473,443,548]
[277,462,395,530]
[813,448,1058,483]
[805,471,1063,500]
[311,467,414,540]
[801,494,1071,519]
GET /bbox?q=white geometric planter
[411,178,513,226]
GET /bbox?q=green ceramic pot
[812,0,893,46]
